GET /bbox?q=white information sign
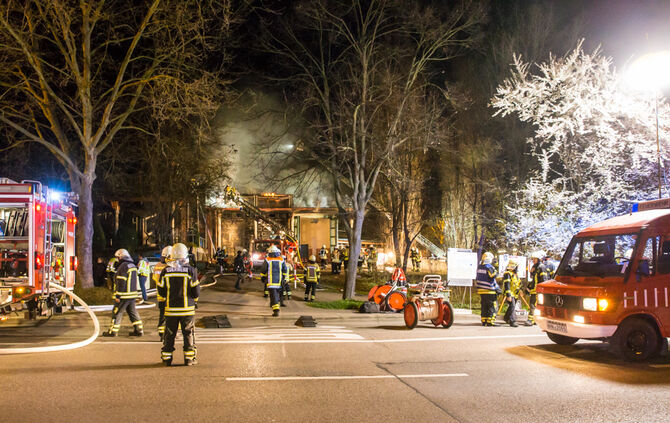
[498,254,528,279]
[447,249,478,286]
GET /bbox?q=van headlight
[582,297,597,311]
[537,293,544,305]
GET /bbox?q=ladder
[43,189,54,289]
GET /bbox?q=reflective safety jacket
[319,248,328,260]
[261,254,288,288]
[304,263,321,283]
[332,249,341,263]
[475,263,500,294]
[367,249,378,263]
[342,248,349,261]
[114,259,139,300]
[152,260,168,286]
[157,262,200,316]
[106,257,118,273]
[502,270,520,297]
[528,263,548,295]
[137,258,151,277]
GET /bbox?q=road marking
[225,373,469,381]
[649,364,670,368]
[100,333,546,345]
[176,326,364,341]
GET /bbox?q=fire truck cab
[536,200,670,361]
[0,178,77,319]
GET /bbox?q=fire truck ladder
[223,186,302,263]
[43,190,54,290]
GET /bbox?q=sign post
[447,248,478,310]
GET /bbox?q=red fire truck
[0,178,77,319]
[536,198,670,361]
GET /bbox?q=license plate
[546,320,568,334]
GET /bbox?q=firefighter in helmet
[260,245,288,317]
[304,255,321,302]
[153,245,172,341]
[319,245,328,266]
[280,253,292,306]
[476,251,502,326]
[367,246,378,273]
[331,246,341,274]
[502,260,520,327]
[103,249,143,337]
[342,245,350,270]
[526,251,548,325]
[157,243,200,366]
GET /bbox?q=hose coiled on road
[0,282,100,355]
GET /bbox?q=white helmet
[268,245,280,254]
[322,245,327,249]
[482,252,494,264]
[531,250,545,260]
[161,245,173,258]
[309,255,317,262]
[171,243,189,260]
[114,249,131,260]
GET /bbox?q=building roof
[578,209,670,236]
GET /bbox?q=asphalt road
[1,276,669,422]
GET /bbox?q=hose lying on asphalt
[0,282,100,355]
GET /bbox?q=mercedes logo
[554,295,564,307]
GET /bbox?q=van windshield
[557,234,637,277]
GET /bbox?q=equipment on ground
[367,267,408,312]
[403,275,454,329]
[0,179,78,319]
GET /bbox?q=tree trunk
[75,170,96,289]
[343,209,365,299]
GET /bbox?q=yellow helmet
[506,260,517,270]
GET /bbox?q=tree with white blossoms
[491,41,670,251]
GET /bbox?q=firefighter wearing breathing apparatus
[502,260,520,327]
[103,249,144,337]
[157,243,200,366]
[304,255,321,302]
[260,245,288,317]
[476,251,502,326]
[527,251,548,326]
[152,245,172,341]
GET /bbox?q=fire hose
[0,282,100,355]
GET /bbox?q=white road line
[226,373,469,381]
[101,334,546,345]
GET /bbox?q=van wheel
[547,332,578,345]
[611,318,659,361]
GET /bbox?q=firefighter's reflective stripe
[158,267,200,317]
[115,267,139,299]
[502,271,520,296]
[305,265,320,283]
[475,263,499,294]
[263,257,287,288]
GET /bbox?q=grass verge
[306,299,365,310]
[73,284,114,305]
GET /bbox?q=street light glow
[624,51,670,92]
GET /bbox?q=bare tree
[0,0,235,287]
[257,0,482,298]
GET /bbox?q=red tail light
[35,253,43,270]
[70,256,78,271]
[72,217,77,225]
[35,203,41,212]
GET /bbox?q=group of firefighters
[102,243,200,367]
[475,251,554,327]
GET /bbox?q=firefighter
[331,247,341,274]
[281,256,293,306]
[476,251,502,326]
[102,249,143,337]
[153,245,172,341]
[105,256,118,290]
[157,243,200,366]
[304,255,320,302]
[319,245,328,266]
[242,249,252,279]
[410,248,422,272]
[215,247,228,274]
[233,250,245,290]
[137,254,151,304]
[367,246,378,273]
[542,254,556,279]
[527,251,548,325]
[260,245,288,317]
[502,260,520,327]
